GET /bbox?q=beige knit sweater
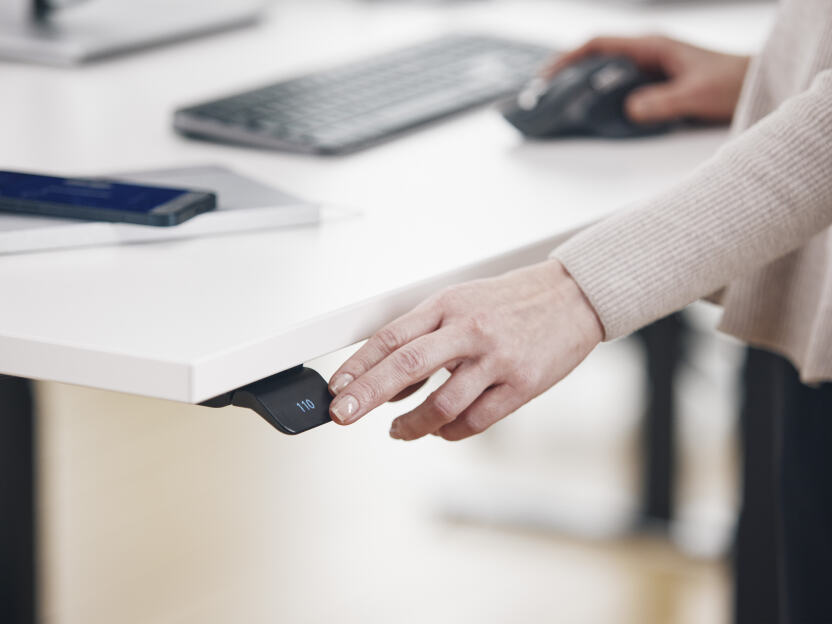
[552,0,832,384]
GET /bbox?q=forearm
[552,69,832,340]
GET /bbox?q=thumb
[625,83,692,123]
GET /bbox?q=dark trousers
[780,360,832,623]
[735,349,832,624]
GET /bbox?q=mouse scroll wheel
[516,78,548,111]
[590,65,630,92]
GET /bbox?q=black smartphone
[0,170,216,227]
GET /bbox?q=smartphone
[0,171,216,227]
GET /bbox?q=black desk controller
[201,366,333,435]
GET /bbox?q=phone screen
[0,172,189,214]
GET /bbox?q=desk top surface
[0,0,774,402]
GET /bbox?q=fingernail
[389,420,402,439]
[329,373,354,395]
[331,394,359,424]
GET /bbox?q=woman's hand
[545,35,750,124]
[327,260,603,441]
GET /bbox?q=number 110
[296,398,315,413]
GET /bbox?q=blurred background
[1,0,777,622]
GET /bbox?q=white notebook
[0,165,320,255]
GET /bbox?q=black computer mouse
[502,55,672,139]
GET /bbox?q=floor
[35,304,740,624]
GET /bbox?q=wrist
[541,259,605,344]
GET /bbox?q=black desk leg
[733,348,783,624]
[0,375,37,624]
[635,313,685,527]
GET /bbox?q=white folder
[0,165,321,255]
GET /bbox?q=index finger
[329,326,470,425]
[542,35,669,78]
[328,296,442,395]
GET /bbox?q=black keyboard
[174,34,553,155]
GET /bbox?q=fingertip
[390,411,440,441]
[328,372,354,396]
[625,84,686,124]
[435,423,465,442]
[329,405,354,426]
[330,393,359,425]
[625,95,649,122]
[625,93,665,123]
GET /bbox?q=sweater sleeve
[551,69,832,340]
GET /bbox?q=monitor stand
[0,0,265,66]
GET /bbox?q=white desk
[0,0,775,404]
